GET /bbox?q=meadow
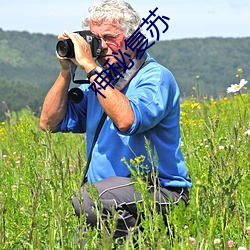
[0,89,249,249]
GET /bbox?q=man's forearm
[40,70,71,132]
[89,75,134,132]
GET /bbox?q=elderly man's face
[89,19,133,70]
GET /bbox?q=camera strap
[81,111,107,186]
[70,63,90,85]
[81,58,151,186]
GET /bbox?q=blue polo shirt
[57,55,192,188]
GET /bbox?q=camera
[56,30,103,58]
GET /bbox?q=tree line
[0,28,249,120]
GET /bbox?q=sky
[0,0,250,41]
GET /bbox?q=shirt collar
[114,52,148,91]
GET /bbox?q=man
[40,0,192,242]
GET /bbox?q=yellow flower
[237,67,243,73]
[191,103,201,109]
[135,157,141,164]
[130,159,135,165]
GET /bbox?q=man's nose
[101,38,108,49]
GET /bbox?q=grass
[0,92,249,249]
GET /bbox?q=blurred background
[1,0,249,40]
[0,0,249,121]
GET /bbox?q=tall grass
[0,93,249,249]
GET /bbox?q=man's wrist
[86,66,103,80]
[60,68,71,78]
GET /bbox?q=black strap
[81,112,107,186]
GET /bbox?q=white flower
[214,238,221,244]
[238,247,246,250]
[20,207,25,214]
[227,79,248,93]
[244,130,250,136]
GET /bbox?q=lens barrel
[68,88,84,103]
[56,39,75,58]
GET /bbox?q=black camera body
[56,30,102,58]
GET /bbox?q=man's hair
[82,0,141,37]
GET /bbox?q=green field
[0,91,249,249]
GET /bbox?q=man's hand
[56,33,78,71]
[62,31,97,73]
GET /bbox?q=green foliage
[0,109,85,249]
[0,93,249,249]
[0,79,46,121]
[148,37,250,98]
[0,29,60,95]
[0,29,250,120]
[0,29,61,121]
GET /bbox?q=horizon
[0,0,249,41]
[1,27,249,42]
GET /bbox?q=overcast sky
[0,0,250,41]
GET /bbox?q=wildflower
[130,159,135,165]
[218,145,224,150]
[238,247,246,250]
[189,237,196,246]
[246,226,250,235]
[227,79,248,93]
[12,185,17,192]
[20,207,25,214]
[244,130,250,136]
[228,240,235,248]
[191,103,201,109]
[196,180,202,185]
[237,67,243,73]
[214,238,221,244]
[42,213,48,221]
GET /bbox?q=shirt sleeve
[119,63,180,135]
[56,85,89,133]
